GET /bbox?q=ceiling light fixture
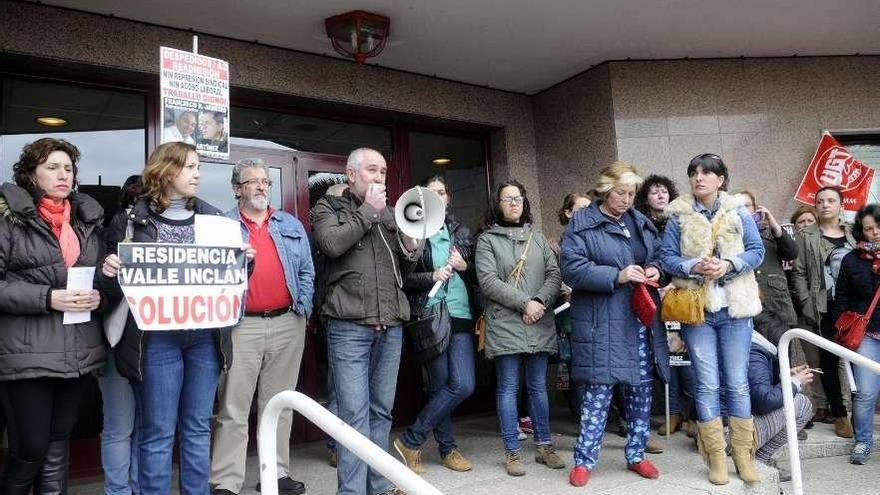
[325,10,391,64]
[35,116,68,127]
[432,158,451,165]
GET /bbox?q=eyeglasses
[500,196,524,205]
[239,178,273,187]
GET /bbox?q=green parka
[475,223,561,359]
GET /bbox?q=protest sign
[117,243,246,330]
[666,321,690,366]
[795,132,874,212]
[160,46,230,159]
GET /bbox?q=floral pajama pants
[573,325,654,469]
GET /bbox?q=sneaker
[378,488,406,495]
[442,450,472,472]
[255,477,305,495]
[834,416,854,438]
[393,437,425,475]
[517,426,527,441]
[505,449,526,476]
[518,416,534,434]
[797,429,808,441]
[850,443,871,465]
[627,459,660,479]
[569,465,591,487]
[535,444,565,469]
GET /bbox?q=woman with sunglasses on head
[101,142,254,495]
[659,153,765,485]
[562,163,669,487]
[475,179,562,477]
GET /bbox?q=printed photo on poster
[159,46,230,159]
[666,321,690,366]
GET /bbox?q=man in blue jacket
[212,158,315,495]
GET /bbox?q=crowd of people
[0,137,877,495]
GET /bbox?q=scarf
[37,197,81,268]
[856,241,880,274]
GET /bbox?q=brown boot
[645,436,664,454]
[697,418,729,485]
[685,419,698,439]
[393,437,425,475]
[535,444,566,469]
[505,449,526,476]
[834,416,854,438]
[658,413,683,436]
[729,417,761,484]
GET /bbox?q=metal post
[664,382,670,444]
[193,35,198,54]
[777,328,880,495]
[258,390,443,495]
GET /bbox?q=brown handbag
[476,232,534,351]
[660,218,722,324]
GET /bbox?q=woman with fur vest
[659,154,765,485]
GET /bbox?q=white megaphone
[394,186,446,240]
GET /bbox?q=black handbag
[404,298,451,364]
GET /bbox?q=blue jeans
[401,333,476,456]
[327,320,402,495]
[681,308,753,421]
[133,330,220,495]
[852,336,880,447]
[668,363,695,415]
[495,352,551,451]
[99,352,140,495]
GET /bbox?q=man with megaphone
[312,147,425,495]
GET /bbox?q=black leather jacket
[403,216,477,319]
[103,197,234,382]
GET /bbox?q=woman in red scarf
[0,138,107,494]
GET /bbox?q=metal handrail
[257,390,444,495]
[778,328,880,495]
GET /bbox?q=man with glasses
[211,159,315,495]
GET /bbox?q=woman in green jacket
[475,179,562,477]
[790,186,855,437]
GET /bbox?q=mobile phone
[751,211,765,224]
[808,368,824,374]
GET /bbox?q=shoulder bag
[103,211,134,348]
[475,231,534,351]
[660,216,722,324]
[834,282,880,351]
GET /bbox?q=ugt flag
[795,132,874,212]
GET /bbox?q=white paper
[63,266,96,324]
[195,214,242,247]
[553,302,571,315]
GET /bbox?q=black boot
[0,457,41,495]
[32,441,68,495]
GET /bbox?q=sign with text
[666,321,691,366]
[159,46,230,159]
[795,132,874,211]
[117,243,246,330]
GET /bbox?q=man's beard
[248,195,269,211]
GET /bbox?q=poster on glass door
[159,46,230,159]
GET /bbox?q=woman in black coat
[395,175,477,474]
[0,138,107,494]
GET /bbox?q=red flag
[795,133,874,211]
